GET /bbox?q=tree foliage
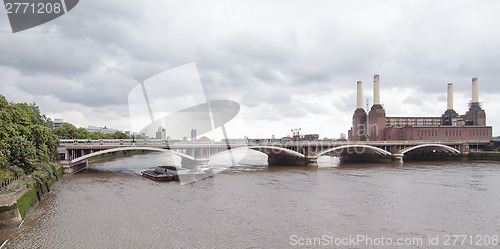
[0,95,130,177]
[0,95,59,175]
[53,122,130,140]
[6,136,38,173]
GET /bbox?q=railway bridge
[59,139,471,173]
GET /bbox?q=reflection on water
[1,151,500,248]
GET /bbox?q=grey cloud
[403,96,423,106]
[0,0,499,135]
[14,70,138,107]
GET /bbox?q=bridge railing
[60,139,223,147]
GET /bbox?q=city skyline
[1,0,499,139]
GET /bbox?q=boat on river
[155,166,197,183]
[142,166,214,183]
[141,170,174,181]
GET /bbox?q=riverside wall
[0,166,64,227]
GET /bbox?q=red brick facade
[348,76,492,142]
[385,126,492,142]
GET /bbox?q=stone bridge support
[267,155,318,167]
[62,160,89,174]
[180,148,209,169]
[265,146,318,167]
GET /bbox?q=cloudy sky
[1,0,499,140]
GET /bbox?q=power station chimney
[447,83,454,110]
[472,77,479,103]
[442,82,458,125]
[357,81,363,109]
[373,74,380,105]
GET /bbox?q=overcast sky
[1,0,499,139]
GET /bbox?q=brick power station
[349,75,492,142]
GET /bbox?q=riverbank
[468,151,500,161]
[0,165,63,227]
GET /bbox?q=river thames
[1,151,499,248]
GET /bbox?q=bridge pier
[181,157,209,169]
[304,157,319,167]
[181,148,210,169]
[267,155,318,167]
[62,160,89,174]
[391,153,404,164]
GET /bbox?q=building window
[446,131,448,136]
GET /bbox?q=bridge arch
[248,146,305,158]
[318,145,392,157]
[400,144,460,154]
[70,146,194,164]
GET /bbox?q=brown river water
[1,151,499,248]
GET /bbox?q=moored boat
[156,166,197,183]
[141,170,174,181]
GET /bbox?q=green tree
[111,131,129,139]
[27,124,59,162]
[53,122,78,139]
[76,127,89,139]
[6,136,37,174]
[0,96,15,169]
[0,95,59,172]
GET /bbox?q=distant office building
[340,133,347,140]
[85,125,123,134]
[303,134,320,141]
[349,76,492,142]
[156,127,166,139]
[191,129,197,142]
[52,119,64,129]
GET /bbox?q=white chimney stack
[357,81,363,109]
[447,83,454,110]
[472,77,479,103]
[373,74,380,105]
